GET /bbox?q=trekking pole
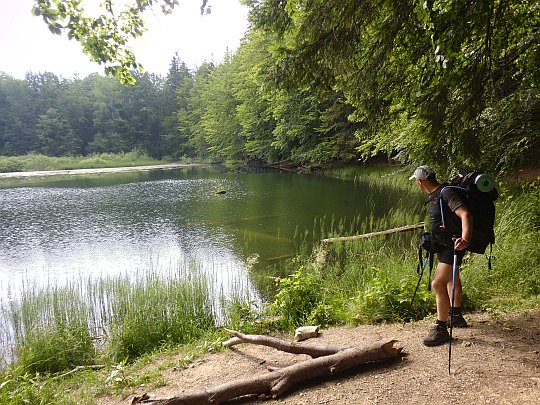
[405,257,429,325]
[448,249,458,375]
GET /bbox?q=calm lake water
[0,165,415,302]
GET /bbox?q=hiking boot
[423,324,450,347]
[448,312,468,328]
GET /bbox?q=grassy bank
[0,166,538,404]
[0,262,256,405]
[267,167,539,331]
[0,151,169,173]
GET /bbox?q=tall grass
[6,283,96,374]
[0,259,256,404]
[100,269,217,362]
[0,151,168,173]
[268,169,540,329]
[1,262,234,376]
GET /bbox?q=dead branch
[222,329,345,358]
[51,364,105,380]
[321,222,425,243]
[133,332,402,405]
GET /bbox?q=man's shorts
[437,246,466,265]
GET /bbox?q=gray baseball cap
[408,165,436,181]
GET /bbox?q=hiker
[409,166,471,346]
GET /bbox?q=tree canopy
[4,0,538,175]
[245,0,539,174]
[31,0,212,84]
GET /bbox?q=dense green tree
[231,32,279,163]
[162,54,194,158]
[200,54,244,160]
[228,27,361,166]
[90,76,133,152]
[3,0,538,173]
[185,62,214,158]
[246,0,540,174]
[0,74,39,155]
[161,54,184,157]
[268,88,357,166]
[304,90,361,165]
[175,72,196,157]
[63,75,100,155]
[118,71,166,157]
[0,70,176,158]
[87,131,129,154]
[36,107,79,156]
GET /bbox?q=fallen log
[133,331,403,405]
[321,222,425,243]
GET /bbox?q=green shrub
[350,274,434,324]
[0,369,59,405]
[307,300,343,327]
[270,268,324,330]
[0,158,23,173]
[224,298,263,334]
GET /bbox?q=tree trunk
[133,331,403,405]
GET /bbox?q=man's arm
[453,206,473,251]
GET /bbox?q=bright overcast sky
[0,0,249,79]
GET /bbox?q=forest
[1,0,538,175]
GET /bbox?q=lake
[0,165,416,304]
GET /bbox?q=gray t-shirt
[428,184,466,237]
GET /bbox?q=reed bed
[0,259,256,375]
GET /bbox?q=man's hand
[452,237,470,251]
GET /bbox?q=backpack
[437,170,499,270]
[416,170,498,283]
[443,170,498,255]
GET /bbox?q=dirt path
[100,308,540,405]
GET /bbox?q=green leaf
[48,25,62,35]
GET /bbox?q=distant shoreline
[0,163,202,179]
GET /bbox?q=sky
[0,0,250,80]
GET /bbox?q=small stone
[294,326,320,341]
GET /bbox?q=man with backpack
[409,165,471,346]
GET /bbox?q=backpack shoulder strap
[438,184,467,231]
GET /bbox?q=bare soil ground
[99,307,540,405]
